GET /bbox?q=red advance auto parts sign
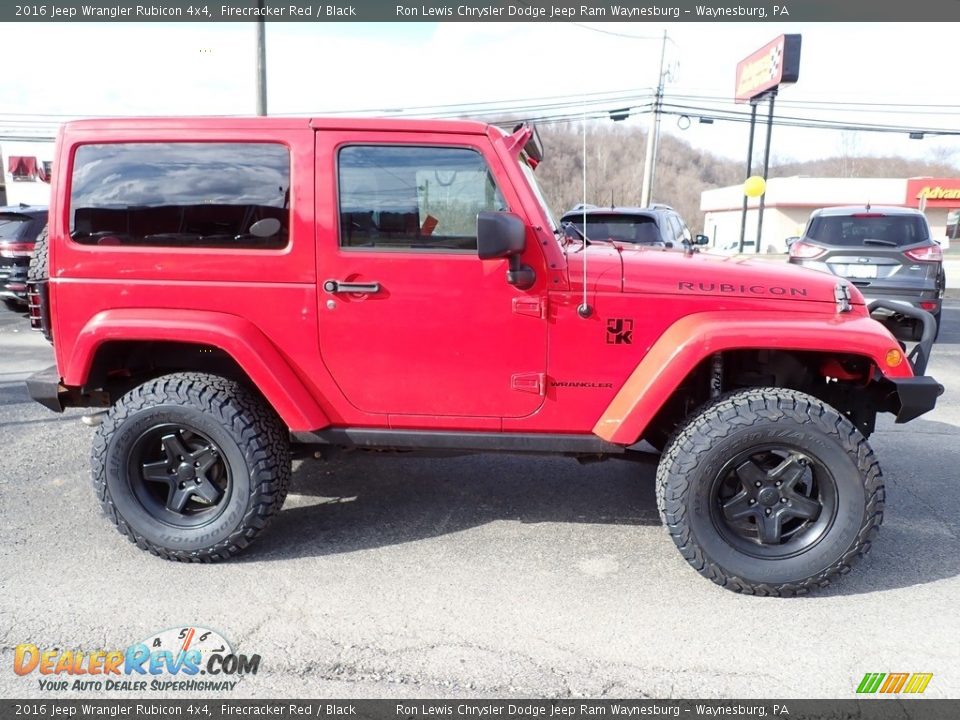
[906,178,960,208]
[735,34,802,103]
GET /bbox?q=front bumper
[869,300,936,375]
[868,300,943,423]
[885,375,944,423]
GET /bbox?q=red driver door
[314,131,548,422]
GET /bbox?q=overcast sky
[3,21,959,167]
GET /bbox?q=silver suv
[789,205,945,340]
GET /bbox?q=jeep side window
[69,143,290,249]
[338,145,506,251]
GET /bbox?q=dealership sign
[906,178,960,208]
[735,34,802,103]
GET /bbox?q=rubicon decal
[856,672,933,694]
[678,281,808,297]
[13,626,260,693]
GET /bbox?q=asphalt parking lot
[0,303,958,700]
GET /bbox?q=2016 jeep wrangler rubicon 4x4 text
[26,118,943,595]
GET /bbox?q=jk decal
[606,318,633,345]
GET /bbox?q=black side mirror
[478,211,525,259]
[477,211,535,290]
[695,234,710,246]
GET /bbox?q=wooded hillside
[532,123,960,233]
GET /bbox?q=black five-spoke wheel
[131,425,232,525]
[711,447,837,557]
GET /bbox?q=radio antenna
[577,107,592,319]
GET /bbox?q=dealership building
[700,176,959,253]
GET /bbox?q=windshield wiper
[861,238,898,247]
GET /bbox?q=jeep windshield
[806,213,930,247]
[518,157,559,235]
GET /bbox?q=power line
[5,89,960,140]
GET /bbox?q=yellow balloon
[744,175,766,198]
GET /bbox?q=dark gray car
[560,204,704,250]
[0,205,48,309]
[789,205,945,339]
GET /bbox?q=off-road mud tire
[656,387,884,596]
[91,372,291,561]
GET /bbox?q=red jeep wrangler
[26,118,942,595]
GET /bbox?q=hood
[614,247,853,304]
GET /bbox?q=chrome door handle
[323,280,381,294]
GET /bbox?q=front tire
[656,388,883,596]
[92,372,291,561]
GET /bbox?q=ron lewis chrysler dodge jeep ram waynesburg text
[25,118,943,595]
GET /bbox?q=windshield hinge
[835,282,853,313]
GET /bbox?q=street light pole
[755,90,777,253]
[639,30,667,208]
[256,0,267,116]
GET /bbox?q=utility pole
[256,0,267,116]
[639,30,667,208]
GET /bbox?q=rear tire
[27,225,48,283]
[656,387,883,596]
[91,372,291,561]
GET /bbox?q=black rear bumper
[26,365,66,413]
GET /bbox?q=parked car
[0,205,47,309]
[561,204,705,250]
[789,205,945,339]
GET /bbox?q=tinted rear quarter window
[807,214,929,247]
[70,143,290,249]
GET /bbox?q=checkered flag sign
[768,44,782,79]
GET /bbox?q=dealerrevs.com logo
[13,626,260,692]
